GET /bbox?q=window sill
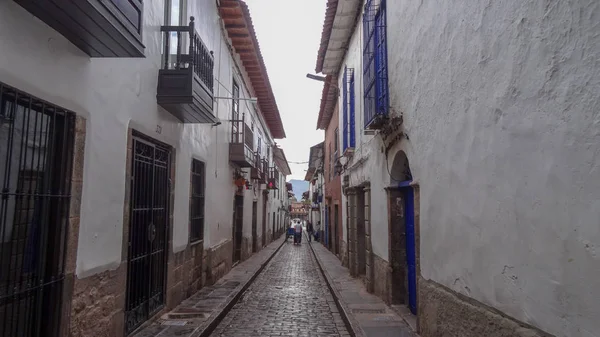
[343,147,355,157]
[189,239,204,247]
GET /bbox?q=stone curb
[307,236,366,337]
[194,235,287,337]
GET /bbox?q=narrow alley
[0,0,598,336]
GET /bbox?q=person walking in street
[294,220,303,245]
[306,220,314,242]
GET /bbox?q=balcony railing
[261,158,269,183]
[229,114,254,168]
[157,17,217,124]
[268,167,280,189]
[251,153,263,180]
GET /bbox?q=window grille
[0,82,75,337]
[363,0,388,128]
[190,159,205,242]
[343,67,356,152]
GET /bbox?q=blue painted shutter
[363,0,377,127]
[342,67,348,152]
[349,73,356,148]
[374,0,388,116]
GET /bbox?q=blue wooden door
[404,187,417,314]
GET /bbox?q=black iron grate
[190,159,205,242]
[125,134,171,334]
[0,82,75,337]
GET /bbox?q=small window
[190,159,205,242]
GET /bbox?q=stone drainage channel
[137,233,357,337]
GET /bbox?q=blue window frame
[349,71,356,147]
[342,67,348,151]
[363,0,388,128]
[342,67,356,153]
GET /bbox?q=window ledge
[343,147,355,157]
[189,239,204,247]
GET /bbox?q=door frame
[232,195,243,264]
[252,201,258,253]
[387,181,418,315]
[262,191,268,247]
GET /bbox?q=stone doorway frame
[346,184,373,290]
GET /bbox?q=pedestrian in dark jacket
[307,221,314,242]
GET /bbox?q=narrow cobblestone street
[211,238,350,337]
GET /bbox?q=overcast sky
[244,0,326,181]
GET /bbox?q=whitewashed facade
[316,0,600,336]
[0,0,287,336]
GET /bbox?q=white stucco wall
[336,0,600,335]
[0,0,279,278]
[337,16,391,262]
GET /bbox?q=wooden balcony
[14,0,144,57]
[157,17,217,124]
[229,116,254,168]
[250,153,262,180]
[268,167,280,189]
[260,158,268,183]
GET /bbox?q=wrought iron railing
[254,153,263,174]
[160,16,214,93]
[262,158,269,179]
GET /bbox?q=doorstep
[133,236,285,337]
[309,242,418,337]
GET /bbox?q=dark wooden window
[190,159,205,242]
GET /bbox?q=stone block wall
[69,266,127,337]
[241,236,252,261]
[418,278,549,337]
[166,242,204,309]
[373,254,391,304]
[205,239,233,286]
[340,240,348,267]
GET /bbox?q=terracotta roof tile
[315,0,339,74]
[218,0,286,139]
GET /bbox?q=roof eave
[219,0,287,139]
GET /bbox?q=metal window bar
[374,0,389,117]
[0,82,75,337]
[344,68,355,149]
[190,160,205,242]
[349,71,356,147]
[363,0,388,127]
[342,67,348,152]
[160,17,214,93]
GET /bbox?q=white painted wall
[339,0,600,336]
[0,0,279,278]
[336,15,391,262]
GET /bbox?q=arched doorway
[388,151,417,315]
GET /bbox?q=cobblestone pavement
[211,240,350,337]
